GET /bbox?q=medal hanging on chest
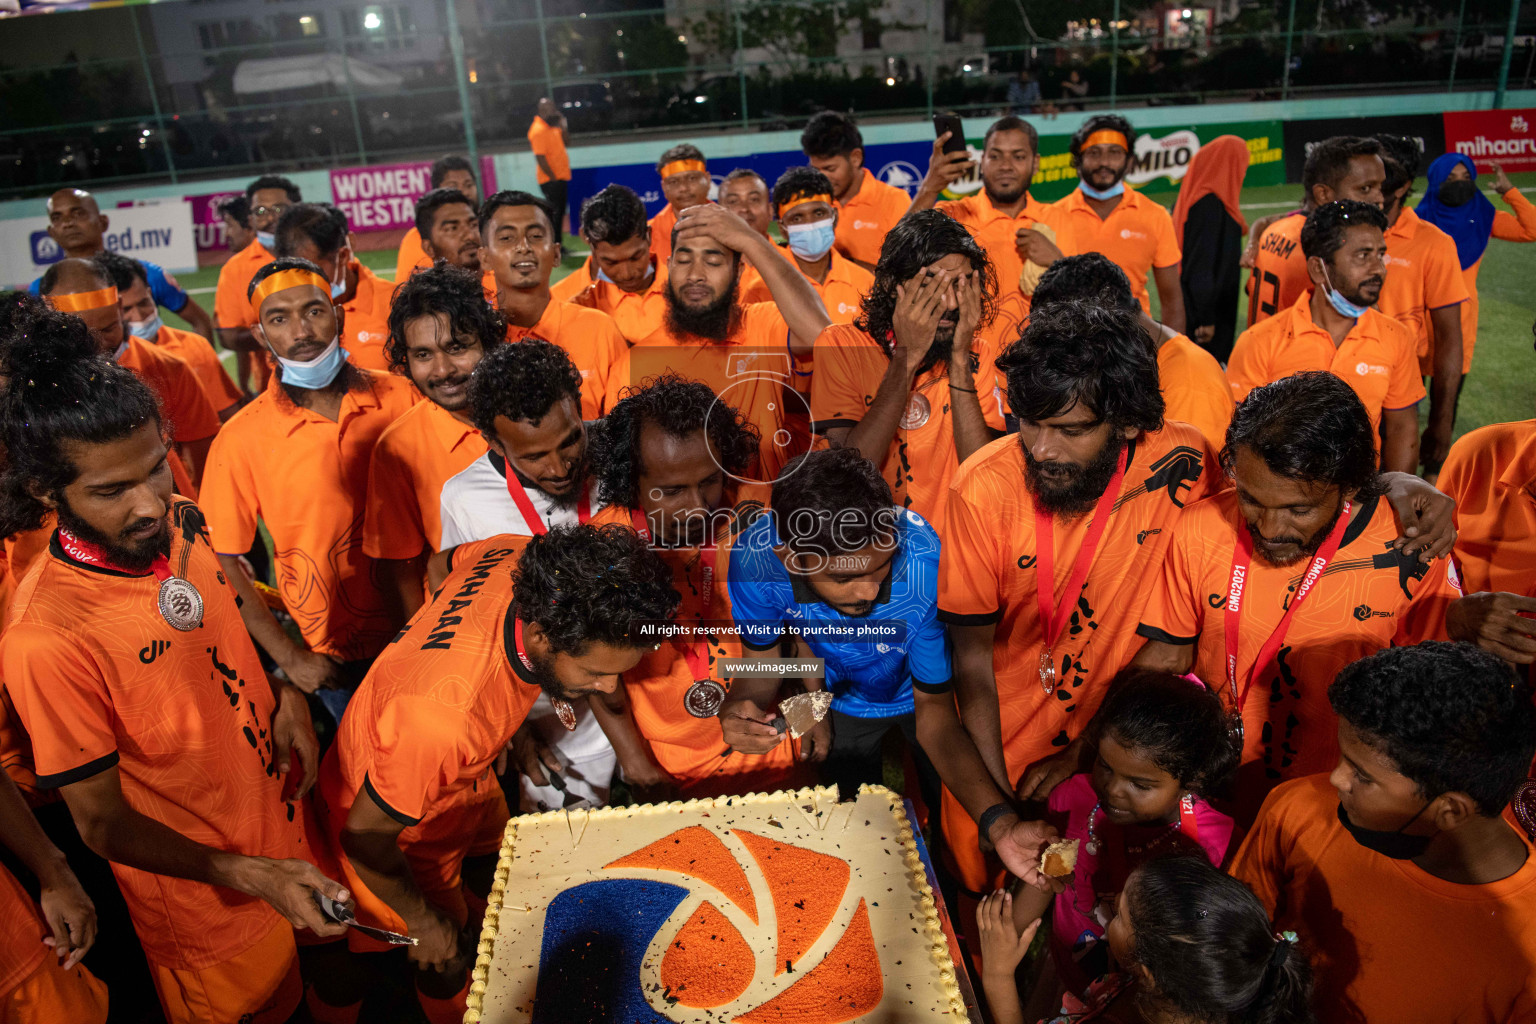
[514,616,579,732]
[637,510,725,720]
[58,527,203,632]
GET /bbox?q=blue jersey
[31,257,188,314]
[727,506,951,718]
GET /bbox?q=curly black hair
[468,338,582,437]
[800,112,863,160]
[856,209,997,347]
[771,166,836,219]
[0,296,162,536]
[588,373,760,510]
[1068,113,1136,168]
[996,299,1163,432]
[1088,670,1239,796]
[245,174,301,203]
[1301,200,1387,266]
[580,185,649,246]
[1031,252,1138,316]
[513,523,680,655]
[1220,370,1384,501]
[1330,642,1536,816]
[385,262,505,378]
[274,202,349,258]
[1302,136,1381,197]
[656,143,705,175]
[247,256,328,301]
[770,447,896,557]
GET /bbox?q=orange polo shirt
[1378,206,1469,375]
[152,324,243,414]
[1137,490,1461,821]
[1246,211,1308,326]
[935,191,1059,306]
[1232,774,1536,1024]
[810,323,1008,534]
[313,540,539,936]
[119,335,221,444]
[572,262,669,344]
[834,168,912,266]
[1226,293,1425,434]
[362,398,487,560]
[1051,187,1181,315]
[201,367,417,662]
[394,226,429,286]
[1436,418,1536,595]
[1157,333,1233,452]
[0,498,308,972]
[937,425,1223,890]
[527,116,571,184]
[649,203,682,265]
[213,239,273,332]
[632,303,802,481]
[340,262,397,373]
[741,245,872,324]
[504,298,630,419]
[588,502,808,797]
[551,260,593,302]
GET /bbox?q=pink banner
[187,191,241,253]
[329,155,496,233]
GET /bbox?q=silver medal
[157,576,203,631]
[900,392,931,430]
[683,680,726,719]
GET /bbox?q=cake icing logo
[532,824,882,1022]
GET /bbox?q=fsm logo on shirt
[1355,362,1389,377]
[1119,228,1149,241]
[29,231,61,265]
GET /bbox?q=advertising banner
[1281,115,1446,181]
[186,191,242,253]
[1443,108,1536,173]
[329,154,497,233]
[0,200,197,289]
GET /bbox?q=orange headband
[660,159,708,179]
[1083,130,1129,152]
[779,193,832,216]
[250,269,330,313]
[46,286,118,313]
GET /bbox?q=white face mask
[785,217,837,261]
[271,335,349,390]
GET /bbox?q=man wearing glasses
[213,176,302,391]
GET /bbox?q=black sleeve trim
[912,678,954,695]
[1135,624,1198,646]
[36,750,120,789]
[740,633,782,652]
[363,773,423,827]
[937,607,1003,626]
[443,545,460,575]
[811,418,858,434]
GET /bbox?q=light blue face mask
[256,230,276,251]
[786,217,837,261]
[274,336,349,390]
[127,312,164,340]
[1321,266,1370,319]
[330,278,347,300]
[595,266,616,284]
[1079,178,1126,201]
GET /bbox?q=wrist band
[949,382,977,394]
[977,802,1015,851]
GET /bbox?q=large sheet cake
[466,785,968,1023]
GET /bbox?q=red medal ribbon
[1033,446,1130,655]
[1223,501,1352,721]
[57,527,172,583]
[1177,792,1200,844]
[513,616,534,672]
[506,473,591,535]
[631,508,716,681]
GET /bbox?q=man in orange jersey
[214,175,300,383]
[719,167,775,240]
[0,314,349,1024]
[363,264,499,625]
[801,111,912,269]
[631,202,831,481]
[1050,115,1184,331]
[529,97,571,245]
[647,143,713,264]
[564,185,670,341]
[479,190,629,418]
[1031,252,1233,452]
[1374,135,1468,474]
[1245,136,1386,325]
[1133,372,1460,820]
[907,114,1063,310]
[274,202,398,372]
[811,210,1007,534]
[39,258,221,488]
[740,167,875,324]
[203,258,417,723]
[585,375,809,798]
[414,186,483,274]
[937,300,1223,895]
[310,525,678,1024]
[98,250,244,421]
[0,764,105,1024]
[1228,201,1424,474]
[395,156,480,284]
[220,194,257,255]
[1232,643,1536,1023]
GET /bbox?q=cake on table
[466,785,968,1023]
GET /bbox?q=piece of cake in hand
[1040,838,1079,879]
[778,690,832,739]
[467,785,969,1023]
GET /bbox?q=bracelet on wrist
[948,382,978,394]
[977,802,1015,851]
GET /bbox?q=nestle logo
[1352,604,1392,622]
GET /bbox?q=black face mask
[1337,801,1433,860]
[1437,179,1478,208]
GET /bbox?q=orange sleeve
[1227,786,1290,917]
[200,428,261,555]
[882,184,912,224]
[937,475,1004,622]
[159,358,222,443]
[1382,323,1428,410]
[213,258,255,331]
[199,348,245,410]
[809,330,876,429]
[1493,189,1536,242]
[394,229,428,285]
[593,314,632,415]
[443,535,523,574]
[1135,516,1207,646]
[1424,234,1471,309]
[973,335,1008,431]
[1224,325,1266,401]
[362,433,427,561]
[363,695,467,825]
[1,624,119,785]
[1395,554,1461,645]
[1152,206,1183,268]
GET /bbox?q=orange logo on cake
[601,825,883,1022]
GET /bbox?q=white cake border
[463,783,969,1023]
